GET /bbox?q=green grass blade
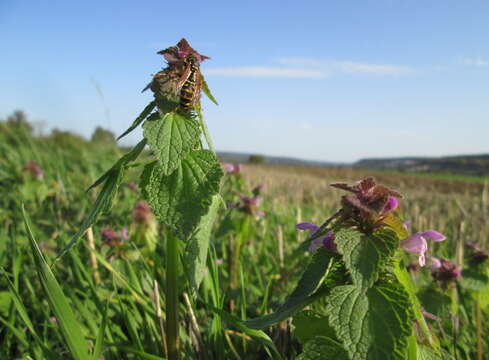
[22,205,90,360]
[92,300,109,360]
[1,267,38,337]
[115,346,167,360]
[0,314,29,347]
[117,100,156,140]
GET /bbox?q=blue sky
[1,0,488,162]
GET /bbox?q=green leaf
[245,249,336,329]
[56,162,125,262]
[335,228,398,289]
[393,259,437,348]
[55,140,147,262]
[210,307,283,360]
[117,100,156,140]
[382,213,409,239]
[201,74,218,105]
[326,282,412,360]
[0,314,29,348]
[87,139,147,191]
[195,102,214,152]
[23,206,89,360]
[297,336,349,360]
[417,286,451,319]
[1,267,38,337]
[114,346,167,360]
[460,266,489,291]
[417,345,444,360]
[92,300,109,360]
[479,282,489,310]
[184,194,221,292]
[143,112,201,175]
[292,310,337,345]
[141,150,222,240]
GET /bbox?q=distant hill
[354,154,489,177]
[217,151,341,167]
[217,151,489,177]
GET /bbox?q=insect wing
[192,71,203,107]
[176,63,192,92]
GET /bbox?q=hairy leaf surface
[143,112,201,175]
[297,336,349,360]
[326,282,412,360]
[184,194,221,292]
[141,150,222,240]
[335,228,398,289]
[417,345,444,360]
[292,310,336,345]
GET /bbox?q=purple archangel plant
[57,39,223,360]
[244,177,448,360]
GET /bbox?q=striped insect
[177,54,203,113]
[144,39,214,111]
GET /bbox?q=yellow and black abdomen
[179,61,199,112]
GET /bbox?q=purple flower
[296,222,336,253]
[120,227,129,240]
[402,221,411,230]
[226,201,237,209]
[101,228,118,242]
[382,196,399,215]
[430,257,461,283]
[133,201,154,224]
[215,259,223,265]
[466,242,489,264]
[400,230,446,266]
[233,193,264,219]
[101,227,128,247]
[430,256,442,270]
[223,163,241,174]
[24,161,44,180]
[331,177,402,216]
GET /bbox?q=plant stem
[153,280,168,357]
[166,232,180,360]
[86,227,100,285]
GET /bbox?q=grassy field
[1,118,488,359]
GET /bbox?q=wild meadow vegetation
[1,40,489,360]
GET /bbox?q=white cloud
[336,61,413,75]
[205,58,413,79]
[205,66,327,78]
[278,57,413,76]
[463,57,488,67]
